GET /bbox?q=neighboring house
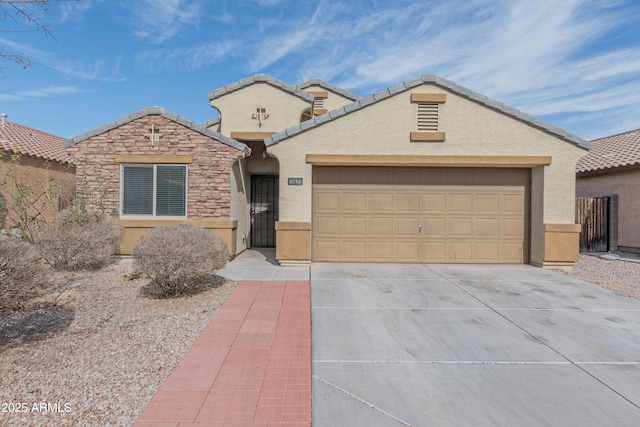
[0,114,75,231]
[576,129,640,253]
[65,74,589,266]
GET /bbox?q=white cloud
[253,0,282,6]
[243,0,640,139]
[19,86,83,98]
[128,0,202,43]
[136,41,238,73]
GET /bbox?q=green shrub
[0,236,49,310]
[35,207,122,271]
[132,224,228,297]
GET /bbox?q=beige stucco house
[65,74,589,266]
[576,129,640,253]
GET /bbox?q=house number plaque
[287,178,303,185]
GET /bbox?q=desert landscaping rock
[1,254,638,426]
[0,261,235,427]
[561,253,640,299]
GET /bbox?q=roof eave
[207,74,314,103]
[267,74,591,149]
[64,107,248,153]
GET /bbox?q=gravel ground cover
[1,253,638,427]
[0,260,235,427]
[556,252,640,300]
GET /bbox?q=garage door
[312,166,529,263]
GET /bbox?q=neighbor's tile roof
[296,79,362,101]
[0,120,70,163]
[266,74,590,150]
[576,128,640,174]
[207,74,314,103]
[64,106,249,154]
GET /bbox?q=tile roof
[265,74,591,150]
[576,128,640,174]
[296,79,362,101]
[201,116,221,128]
[0,119,70,163]
[64,106,249,154]
[207,74,314,103]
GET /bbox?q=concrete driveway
[311,263,640,426]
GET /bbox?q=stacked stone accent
[66,115,243,218]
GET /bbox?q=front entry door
[251,175,279,247]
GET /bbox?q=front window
[121,164,187,217]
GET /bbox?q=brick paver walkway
[133,280,311,427]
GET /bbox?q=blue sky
[1,0,640,141]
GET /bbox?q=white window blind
[121,164,187,217]
[156,166,186,216]
[417,103,439,131]
[122,166,153,215]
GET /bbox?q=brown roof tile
[576,128,640,174]
[0,120,71,163]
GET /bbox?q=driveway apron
[311,263,640,426]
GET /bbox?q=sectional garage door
[312,166,530,263]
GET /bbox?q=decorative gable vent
[312,97,325,110]
[410,93,446,142]
[417,103,438,131]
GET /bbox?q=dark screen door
[251,175,279,247]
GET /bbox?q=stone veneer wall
[65,115,243,218]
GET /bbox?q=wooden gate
[576,197,609,252]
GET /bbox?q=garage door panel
[315,191,341,212]
[367,167,394,185]
[312,167,529,263]
[449,193,474,213]
[342,217,366,236]
[341,192,367,212]
[368,192,394,213]
[396,193,421,213]
[501,218,525,238]
[475,242,500,262]
[477,193,501,213]
[394,168,420,185]
[368,217,394,237]
[422,193,446,213]
[342,241,367,261]
[314,240,340,261]
[340,167,367,185]
[502,242,524,262]
[447,242,473,262]
[423,218,447,237]
[367,241,394,261]
[395,217,419,236]
[315,216,340,235]
[422,241,447,262]
[476,218,500,237]
[448,218,473,237]
[420,168,447,185]
[503,193,525,213]
[394,241,420,261]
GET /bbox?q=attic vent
[312,97,324,110]
[417,103,438,131]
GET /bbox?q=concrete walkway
[134,250,311,427]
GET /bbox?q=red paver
[134,281,311,427]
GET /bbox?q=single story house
[64,74,589,266]
[576,128,640,253]
[0,114,75,231]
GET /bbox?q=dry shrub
[35,208,122,271]
[132,224,228,297]
[0,236,49,310]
